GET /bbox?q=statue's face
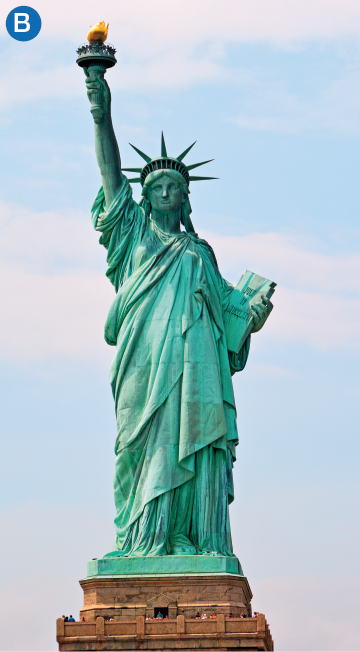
[148,175,184,214]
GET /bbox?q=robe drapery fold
[92,177,250,556]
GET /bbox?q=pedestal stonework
[81,572,251,621]
[56,557,273,650]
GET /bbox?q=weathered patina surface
[82,48,273,561]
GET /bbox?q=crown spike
[129,143,151,163]
[189,176,218,181]
[161,132,168,158]
[121,167,142,173]
[127,177,142,183]
[177,141,196,162]
[186,159,214,171]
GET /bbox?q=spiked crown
[122,132,217,186]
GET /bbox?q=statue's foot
[171,544,197,555]
[169,534,197,555]
[103,549,126,558]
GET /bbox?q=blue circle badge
[6,6,41,41]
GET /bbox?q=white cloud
[202,230,360,349]
[1,51,232,106]
[0,262,114,362]
[0,201,114,363]
[230,70,360,135]
[3,0,360,134]
[112,51,233,91]
[202,231,360,292]
[0,201,97,271]
[246,362,294,378]
[5,53,360,136]
[271,287,360,349]
[3,63,81,105]
[4,0,360,46]
[3,0,360,109]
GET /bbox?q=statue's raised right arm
[85,72,122,207]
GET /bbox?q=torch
[76,21,117,123]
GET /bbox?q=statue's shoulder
[107,177,145,221]
[194,234,219,270]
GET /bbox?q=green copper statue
[82,47,273,559]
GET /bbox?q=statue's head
[122,133,217,233]
[140,169,193,232]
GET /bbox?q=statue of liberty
[85,70,273,559]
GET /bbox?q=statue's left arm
[217,272,273,375]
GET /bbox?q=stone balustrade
[56,613,274,650]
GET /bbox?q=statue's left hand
[251,295,273,333]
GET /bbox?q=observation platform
[56,568,274,650]
[56,613,273,650]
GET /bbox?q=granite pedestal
[56,556,274,650]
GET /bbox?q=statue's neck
[151,209,182,235]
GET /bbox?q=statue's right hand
[85,77,101,100]
[84,68,111,115]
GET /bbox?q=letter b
[14,13,30,32]
[6,6,41,41]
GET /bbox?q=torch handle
[85,65,107,124]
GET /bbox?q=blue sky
[1,1,360,649]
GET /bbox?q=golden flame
[87,21,109,43]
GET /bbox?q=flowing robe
[92,177,250,557]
